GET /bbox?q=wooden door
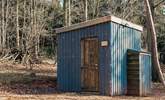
[81,38,99,92]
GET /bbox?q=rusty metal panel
[110,22,141,96]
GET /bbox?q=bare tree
[68,0,71,26]
[2,0,5,49]
[0,1,2,51]
[16,0,20,49]
[84,0,88,21]
[64,0,68,26]
[63,0,71,26]
[145,0,165,85]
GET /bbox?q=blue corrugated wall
[110,22,141,95]
[57,21,143,96]
[139,53,151,96]
[57,22,111,95]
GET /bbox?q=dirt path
[0,63,164,100]
[0,93,164,100]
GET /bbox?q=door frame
[80,37,100,92]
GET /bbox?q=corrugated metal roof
[56,15,143,33]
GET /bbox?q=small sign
[101,41,108,47]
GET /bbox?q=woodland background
[0,0,164,99]
[0,0,164,65]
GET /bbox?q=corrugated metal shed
[56,15,151,96]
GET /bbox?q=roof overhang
[56,15,143,33]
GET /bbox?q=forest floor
[0,62,164,100]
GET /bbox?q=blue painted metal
[139,53,152,96]
[57,20,146,96]
[110,22,141,95]
[57,22,111,95]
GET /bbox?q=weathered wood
[127,50,140,96]
[81,38,99,92]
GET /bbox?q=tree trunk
[5,0,9,49]
[95,0,100,17]
[145,0,159,81]
[0,0,2,51]
[145,0,165,86]
[146,0,154,52]
[84,0,88,21]
[2,0,5,49]
[16,0,20,49]
[34,0,39,59]
[23,0,26,52]
[68,0,71,26]
[64,0,68,26]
